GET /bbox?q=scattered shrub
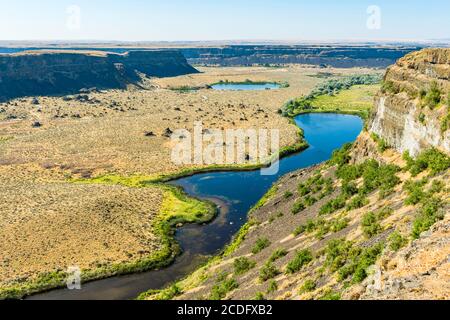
[267,280,278,294]
[429,180,445,194]
[377,207,394,220]
[320,195,347,215]
[351,244,384,283]
[325,239,355,272]
[294,217,348,239]
[330,217,350,233]
[381,80,398,94]
[254,292,266,300]
[284,191,293,199]
[342,181,359,198]
[293,219,317,236]
[269,249,288,263]
[423,81,442,109]
[292,201,306,215]
[389,231,407,251]
[319,290,342,300]
[314,220,331,240]
[371,133,389,152]
[321,179,335,197]
[441,106,449,133]
[337,160,400,197]
[293,225,306,236]
[210,277,239,300]
[419,113,426,124]
[361,212,383,238]
[304,219,318,233]
[347,194,369,210]
[361,161,400,194]
[298,183,311,196]
[299,279,316,294]
[157,284,182,300]
[233,257,256,275]
[252,238,271,254]
[304,195,318,206]
[285,250,313,274]
[332,242,384,283]
[329,143,353,167]
[270,212,284,223]
[404,179,427,205]
[404,149,450,176]
[259,263,280,282]
[379,185,395,200]
[412,197,444,239]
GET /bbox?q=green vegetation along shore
[282,74,382,119]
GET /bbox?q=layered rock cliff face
[0,50,198,100]
[369,49,450,156]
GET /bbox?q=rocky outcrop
[369,48,450,156]
[0,50,198,100]
[355,216,450,300]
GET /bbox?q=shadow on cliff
[0,50,199,101]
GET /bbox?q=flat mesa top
[0,49,168,58]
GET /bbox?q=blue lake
[28,113,363,300]
[211,83,281,91]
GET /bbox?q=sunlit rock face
[369,48,450,157]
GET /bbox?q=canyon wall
[369,48,450,156]
[0,50,198,100]
[181,45,420,68]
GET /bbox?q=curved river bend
[29,113,363,300]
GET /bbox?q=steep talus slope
[146,48,449,301]
[350,48,450,300]
[370,49,450,156]
[357,215,450,300]
[0,50,198,100]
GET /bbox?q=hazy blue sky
[1,0,449,41]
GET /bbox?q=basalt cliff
[370,49,450,156]
[145,48,449,301]
[0,50,198,100]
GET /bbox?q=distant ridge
[0,50,198,100]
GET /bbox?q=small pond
[211,82,281,91]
